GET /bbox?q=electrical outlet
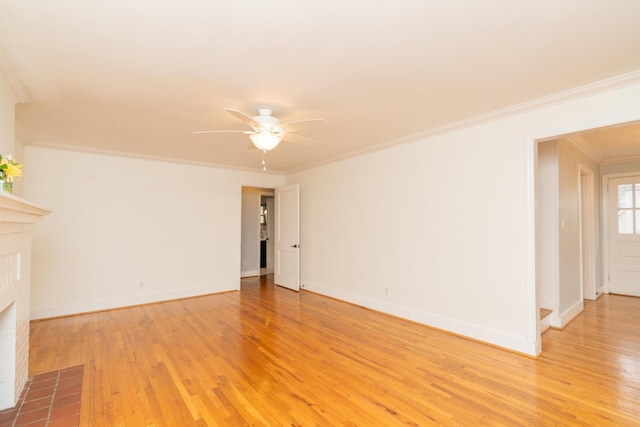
[139,281,144,289]
[385,287,389,295]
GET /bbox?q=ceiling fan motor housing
[253,109,282,132]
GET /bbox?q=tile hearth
[0,365,83,427]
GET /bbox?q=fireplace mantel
[0,192,50,223]
[0,192,50,410]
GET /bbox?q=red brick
[31,371,58,382]
[0,408,18,423]
[55,383,82,398]
[46,414,80,427]
[52,393,80,408]
[49,402,80,421]
[14,406,48,425]
[25,386,55,402]
[20,397,52,413]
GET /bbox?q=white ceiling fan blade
[280,118,326,133]
[282,132,318,146]
[192,130,253,135]
[226,108,261,130]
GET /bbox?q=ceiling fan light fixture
[249,130,282,151]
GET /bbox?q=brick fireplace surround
[0,193,49,411]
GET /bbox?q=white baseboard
[30,281,238,320]
[304,281,538,356]
[540,316,550,334]
[549,299,584,329]
[241,270,259,278]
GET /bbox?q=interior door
[608,176,640,297]
[274,184,300,291]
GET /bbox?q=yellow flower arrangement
[0,154,23,183]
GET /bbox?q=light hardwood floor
[29,275,640,426]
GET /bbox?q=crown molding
[289,70,640,174]
[0,47,29,103]
[27,140,287,175]
[565,134,602,163]
[388,70,640,147]
[600,156,640,166]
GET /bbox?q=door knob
[291,244,300,248]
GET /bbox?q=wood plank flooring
[29,275,640,426]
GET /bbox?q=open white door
[274,184,300,291]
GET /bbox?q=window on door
[617,183,640,234]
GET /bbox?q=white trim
[601,156,640,166]
[539,316,550,334]
[549,300,584,329]
[578,165,597,300]
[257,190,275,275]
[525,136,541,356]
[241,269,259,278]
[305,281,538,356]
[28,139,287,175]
[30,281,238,320]
[602,174,612,294]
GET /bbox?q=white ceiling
[1,0,640,172]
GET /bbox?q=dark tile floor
[0,365,83,427]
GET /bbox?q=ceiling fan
[194,108,326,152]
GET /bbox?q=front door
[608,175,640,297]
[274,184,300,291]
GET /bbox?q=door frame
[240,186,275,281]
[578,165,597,300]
[259,193,275,274]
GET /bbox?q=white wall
[241,187,261,277]
[0,75,16,159]
[287,80,640,355]
[556,138,600,318]
[0,74,25,197]
[536,140,558,313]
[23,146,284,319]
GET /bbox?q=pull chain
[261,150,267,171]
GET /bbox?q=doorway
[534,137,599,346]
[533,119,640,354]
[241,187,274,279]
[240,184,300,291]
[260,194,275,276]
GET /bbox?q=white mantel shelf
[0,191,50,410]
[0,192,51,224]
